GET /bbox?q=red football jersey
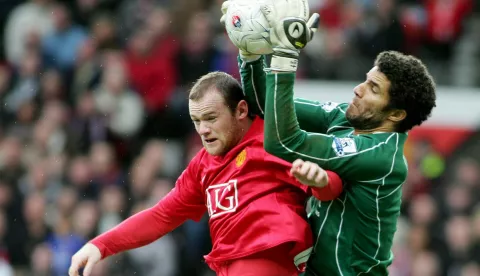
[90,117,343,271]
[178,117,313,267]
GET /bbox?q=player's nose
[198,122,211,135]
[353,84,363,98]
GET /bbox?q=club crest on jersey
[232,14,241,28]
[236,149,247,167]
[332,138,357,156]
[206,180,239,218]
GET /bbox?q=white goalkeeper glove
[220,0,261,63]
[260,0,319,72]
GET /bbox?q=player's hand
[260,0,319,71]
[291,159,328,188]
[220,0,261,63]
[69,243,102,276]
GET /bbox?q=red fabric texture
[90,117,344,272]
[310,170,344,201]
[213,242,299,276]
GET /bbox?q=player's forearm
[90,200,185,259]
[238,55,267,117]
[263,73,334,167]
[264,72,307,162]
[294,99,332,133]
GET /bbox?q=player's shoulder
[239,134,290,167]
[186,148,210,172]
[354,132,407,152]
[348,133,408,182]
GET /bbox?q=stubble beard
[346,108,384,131]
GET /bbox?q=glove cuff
[269,55,298,72]
[239,50,261,62]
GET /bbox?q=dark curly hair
[375,51,437,132]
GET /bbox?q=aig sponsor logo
[206,180,239,218]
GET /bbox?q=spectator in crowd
[4,0,54,67]
[41,2,88,75]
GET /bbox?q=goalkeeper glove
[260,0,319,72]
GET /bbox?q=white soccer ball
[224,0,273,55]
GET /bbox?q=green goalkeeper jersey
[239,57,407,276]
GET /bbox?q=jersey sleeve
[238,55,267,117]
[310,170,344,201]
[90,155,207,259]
[167,153,208,221]
[263,73,405,182]
[238,55,334,133]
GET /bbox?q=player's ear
[388,109,406,123]
[236,100,249,120]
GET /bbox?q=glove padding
[260,0,319,71]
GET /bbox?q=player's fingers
[291,159,304,170]
[68,260,80,276]
[307,13,320,36]
[295,0,309,20]
[291,170,302,181]
[83,259,95,276]
[306,164,318,181]
[292,171,310,186]
[260,4,276,25]
[290,159,304,175]
[315,169,327,186]
[298,161,311,176]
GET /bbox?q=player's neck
[354,122,396,135]
[231,119,253,146]
[238,119,253,137]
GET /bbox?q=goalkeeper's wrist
[239,50,261,62]
[269,54,298,72]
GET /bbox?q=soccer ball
[224,0,273,55]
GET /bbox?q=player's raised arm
[237,55,340,134]
[69,156,206,276]
[237,54,267,117]
[263,74,407,182]
[259,3,407,182]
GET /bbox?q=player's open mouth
[205,138,217,144]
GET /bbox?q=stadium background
[0,0,479,275]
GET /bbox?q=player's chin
[346,103,356,113]
[205,144,224,156]
[346,104,360,118]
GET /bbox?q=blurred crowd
[391,138,480,276]
[302,0,479,86]
[0,0,478,275]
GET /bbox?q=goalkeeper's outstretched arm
[238,55,335,133]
